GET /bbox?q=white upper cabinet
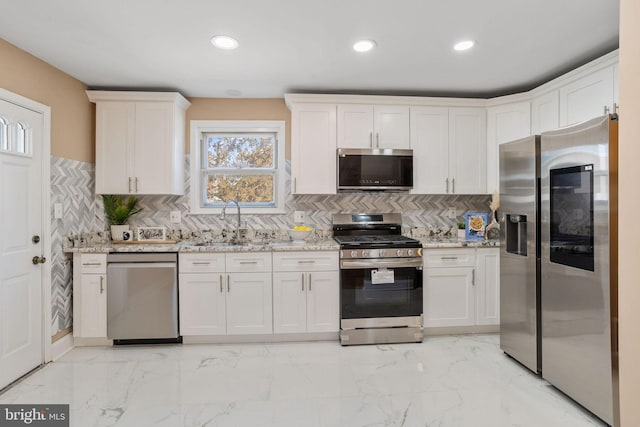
[486,100,531,193]
[559,65,616,127]
[448,107,487,194]
[290,103,337,194]
[337,104,410,149]
[531,90,560,134]
[410,106,449,194]
[411,106,486,194]
[87,91,190,195]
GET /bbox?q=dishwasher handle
[107,262,177,269]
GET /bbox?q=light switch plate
[294,211,305,223]
[54,203,63,219]
[170,211,181,223]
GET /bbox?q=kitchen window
[190,120,286,214]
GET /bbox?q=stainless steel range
[333,213,424,345]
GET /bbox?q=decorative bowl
[288,229,312,241]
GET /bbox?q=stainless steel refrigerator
[500,114,619,426]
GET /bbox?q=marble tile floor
[0,334,606,427]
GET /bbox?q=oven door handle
[340,258,423,269]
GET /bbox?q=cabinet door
[95,102,134,194]
[306,271,339,333]
[410,106,449,194]
[133,102,176,194]
[291,103,337,194]
[273,272,307,333]
[559,66,615,127]
[179,273,226,335]
[486,101,531,194]
[79,274,107,338]
[226,272,273,334]
[531,90,560,134]
[424,267,475,327]
[449,108,487,194]
[475,248,500,326]
[337,104,374,148]
[374,105,410,149]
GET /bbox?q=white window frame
[190,120,286,214]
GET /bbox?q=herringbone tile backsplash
[50,155,490,337]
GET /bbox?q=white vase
[458,229,466,241]
[110,224,129,241]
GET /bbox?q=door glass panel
[340,267,422,319]
[549,165,594,271]
[14,122,27,154]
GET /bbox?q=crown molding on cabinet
[86,90,191,110]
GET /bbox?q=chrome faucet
[220,199,242,243]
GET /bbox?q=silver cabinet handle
[369,132,373,148]
[239,261,258,265]
[220,275,223,293]
[135,177,139,193]
[192,262,211,265]
[128,177,132,193]
[441,256,458,260]
[301,273,305,291]
[376,133,380,148]
[297,260,315,264]
[227,275,230,292]
[613,103,619,114]
[445,178,449,193]
[82,262,102,266]
[100,276,105,293]
[308,273,312,291]
[472,269,475,286]
[452,178,455,194]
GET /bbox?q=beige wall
[186,98,291,159]
[618,0,640,425]
[0,38,94,162]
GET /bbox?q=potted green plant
[102,195,142,241]
[457,221,466,241]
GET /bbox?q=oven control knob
[362,250,369,257]
[397,249,402,257]
[407,249,414,256]
[350,250,357,258]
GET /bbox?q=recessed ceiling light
[453,40,475,51]
[353,40,376,53]
[210,35,239,50]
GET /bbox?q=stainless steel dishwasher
[106,253,180,344]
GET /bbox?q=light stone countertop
[65,237,498,253]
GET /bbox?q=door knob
[32,256,46,265]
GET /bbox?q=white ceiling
[0,0,619,99]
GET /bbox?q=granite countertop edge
[65,238,499,253]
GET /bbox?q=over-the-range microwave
[337,148,413,192]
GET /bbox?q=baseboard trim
[183,332,339,344]
[424,325,499,336]
[50,332,74,361]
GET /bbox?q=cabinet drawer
[424,249,475,268]
[179,253,225,273]
[80,254,107,274]
[225,252,272,273]
[273,251,339,272]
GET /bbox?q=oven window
[549,165,594,271]
[340,267,423,319]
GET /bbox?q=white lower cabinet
[423,248,499,329]
[179,252,273,336]
[73,253,108,338]
[272,251,339,334]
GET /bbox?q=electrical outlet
[446,207,457,219]
[294,211,305,223]
[54,203,63,219]
[170,210,181,223]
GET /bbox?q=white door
[0,98,44,388]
